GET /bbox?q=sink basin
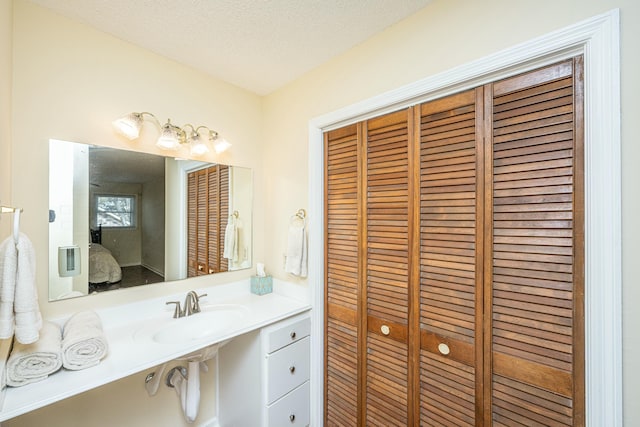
[133,304,249,345]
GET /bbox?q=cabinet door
[325,124,360,426]
[486,58,584,426]
[365,110,411,426]
[418,88,483,426]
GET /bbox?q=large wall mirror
[48,139,253,301]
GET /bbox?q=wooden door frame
[309,10,621,427]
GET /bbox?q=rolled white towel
[6,321,63,387]
[62,310,108,371]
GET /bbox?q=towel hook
[12,210,20,243]
[295,209,306,220]
[231,210,239,219]
[1,205,23,244]
[0,205,23,215]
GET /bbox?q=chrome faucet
[166,291,208,318]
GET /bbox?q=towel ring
[290,208,307,227]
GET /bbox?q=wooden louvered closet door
[418,88,484,425]
[324,57,584,426]
[365,110,411,426]
[325,124,360,426]
[485,58,584,426]
[324,110,415,426]
[187,164,230,277]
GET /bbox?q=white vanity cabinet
[262,315,311,426]
[218,312,311,427]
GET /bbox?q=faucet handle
[166,301,182,318]
[192,293,208,313]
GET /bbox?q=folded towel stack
[6,321,62,387]
[62,310,108,371]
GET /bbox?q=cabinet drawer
[267,381,310,427]
[264,315,310,354]
[266,336,310,403]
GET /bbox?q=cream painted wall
[261,0,639,424]
[6,0,264,425]
[0,0,12,240]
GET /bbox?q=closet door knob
[438,343,450,355]
[289,365,296,374]
[289,414,296,422]
[290,331,296,339]
[380,325,390,336]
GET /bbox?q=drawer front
[265,315,310,354]
[267,381,310,427]
[267,336,310,403]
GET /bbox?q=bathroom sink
[133,304,249,345]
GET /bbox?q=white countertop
[0,279,311,421]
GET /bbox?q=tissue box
[251,275,273,295]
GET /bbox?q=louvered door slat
[419,88,481,426]
[325,124,360,426]
[488,59,583,426]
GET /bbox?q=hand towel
[61,310,108,370]
[284,218,307,278]
[223,220,238,262]
[168,366,188,421]
[6,321,63,387]
[0,233,43,344]
[13,233,42,344]
[0,237,17,339]
[185,360,201,423]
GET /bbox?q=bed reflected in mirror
[48,139,253,301]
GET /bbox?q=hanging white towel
[223,220,238,262]
[169,367,188,420]
[284,217,307,278]
[6,321,63,387]
[185,360,201,422]
[0,237,16,339]
[61,310,108,370]
[173,344,218,423]
[0,233,42,344]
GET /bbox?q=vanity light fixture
[112,111,231,155]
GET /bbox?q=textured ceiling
[27,0,431,95]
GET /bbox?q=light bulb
[156,121,180,150]
[213,137,231,153]
[186,129,209,156]
[112,113,143,140]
